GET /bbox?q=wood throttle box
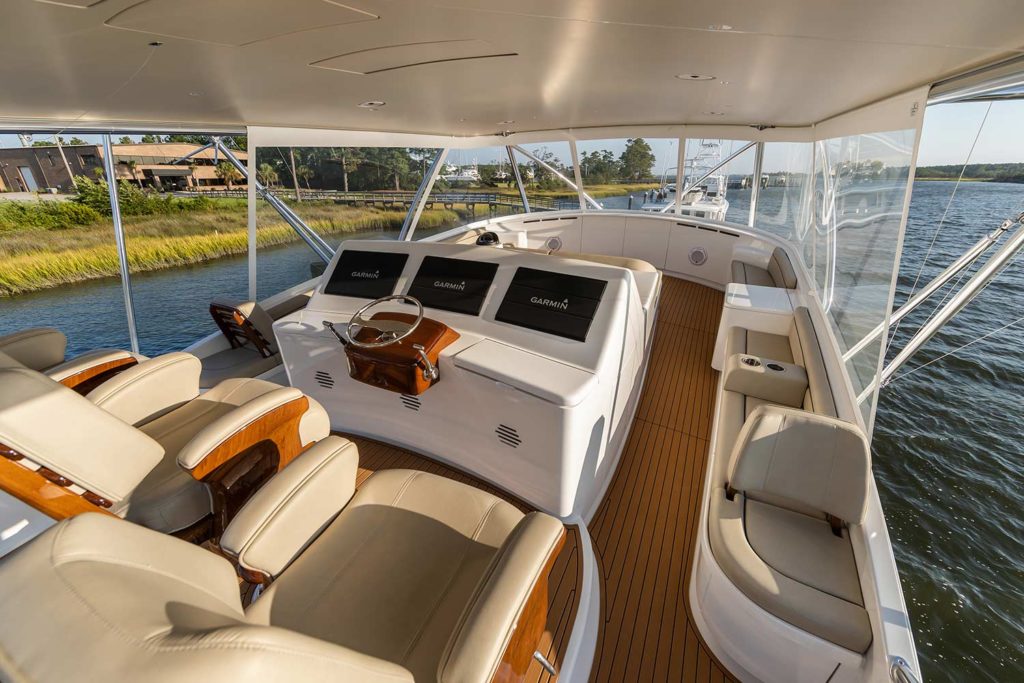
[345,312,459,395]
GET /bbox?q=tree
[258,162,279,187]
[580,149,620,183]
[165,134,213,145]
[140,134,162,143]
[296,165,315,190]
[619,138,656,182]
[215,161,242,189]
[124,159,143,188]
[118,136,133,144]
[336,148,362,192]
[67,137,89,146]
[286,148,304,201]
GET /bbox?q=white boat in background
[643,140,730,219]
[1,2,1024,682]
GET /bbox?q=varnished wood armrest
[178,390,310,481]
[220,436,358,581]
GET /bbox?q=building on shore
[0,143,248,194]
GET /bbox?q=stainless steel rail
[882,212,1024,383]
[400,148,448,241]
[510,144,603,210]
[101,134,140,354]
[890,656,922,683]
[214,139,335,263]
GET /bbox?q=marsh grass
[0,201,459,296]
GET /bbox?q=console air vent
[400,394,421,411]
[495,424,521,448]
[314,370,335,389]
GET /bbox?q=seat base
[708,488,872,653]
[247,469,527,682]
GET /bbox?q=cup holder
[766,362,785,372]
[741,356,761,368]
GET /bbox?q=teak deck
[345,277,731,683]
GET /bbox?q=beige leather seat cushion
[126,377,321,533]
[0,367,164,506]
[0,514,414,683]
[731,260,775,288]
[504,245,658,273]
[247,469,526,681]
[0,327,66,371]
[710,489,871,652]
[265,292,312,320]
[199,345,282,389]
[730,247,798,289]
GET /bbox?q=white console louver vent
[495,424,522,448]
[314,370,335,389]
[400,394,421,411]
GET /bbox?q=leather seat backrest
[0,327,66,371]
[0,367,164,506]
[729,405,870,524]
[767,247,799,289]
[0,514,412,683]
[787,307,838,418]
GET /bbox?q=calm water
[1,182,1022,681]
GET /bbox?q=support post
[882,213,1024,383]
[511,145,602,210]
[748,141,764,227]
[508,145,530,213]
[101,134,140,354]
[246,135,258,300]
[569,140,587,211]
[399,148,447,241]
[214,139,334,263]
[674,134,687,215]
[53,135,77,191]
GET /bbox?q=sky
[3,100,1022,174]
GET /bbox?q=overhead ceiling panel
[311,39,516,75]
[1,0,1023,134]
[105,0,378,47]
[33,0,108,8]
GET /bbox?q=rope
[887,312,1024,385]
[887,101,994,352]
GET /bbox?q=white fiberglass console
[274,240,659,519]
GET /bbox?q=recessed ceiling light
[707,24,733,31]
[676,74,715,81]
[148,41,163,47]
[458,117,467,123]
[719,81,731,85]
[497,120,515,125]
[358,100,386,108]
[702,111,726,116]
[188,91,202,97]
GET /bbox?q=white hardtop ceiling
[2,0,1023,137]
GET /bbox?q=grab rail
[890,656,922,683]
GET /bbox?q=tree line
[916,163,1024,183]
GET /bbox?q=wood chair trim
[491,528,567,683]
[59,356,139,395]
[184,396,310,482]
[0,443,116,521]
